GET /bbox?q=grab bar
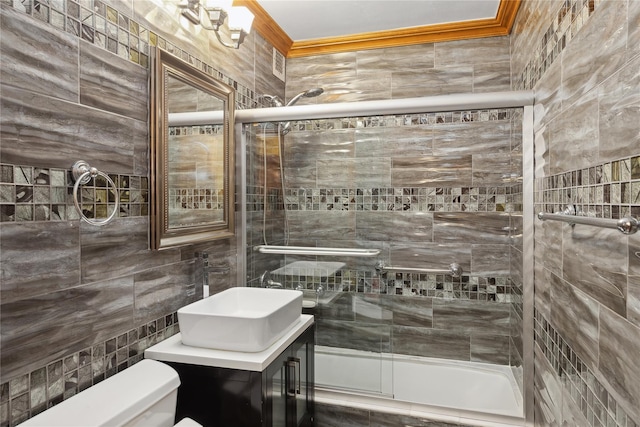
[375,261,463,278]
[537,205,638,235]
[255,245,380,257]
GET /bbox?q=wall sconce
[179,0,255,49]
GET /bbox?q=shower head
[286,87,324,106]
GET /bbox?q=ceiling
[235,0,521,57]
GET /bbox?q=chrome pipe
[255,245,380,257]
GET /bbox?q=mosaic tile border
[254,108,516,132]
[270,268,514,302]
[247,186,522,213]
[515,0,601,90]
[534,310,638,427]
[0,163,149,222]
[535,155,640,219]
[5,0,260,110]
[0,313,179,427]
[169,188,224,211]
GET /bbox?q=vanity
[145,288,315,427]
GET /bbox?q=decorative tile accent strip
[169,188,224,211]
[535,156,640,219]
[278,108,514,132]
[247,186,520,213]
[0,163,149,222]
[169,124,225,136]
[7,0,261,110]
[534,310,638,427]
[515,0,600,90]
[271,268,513,302]
[0,313,179,426]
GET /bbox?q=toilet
[20,359,200,427]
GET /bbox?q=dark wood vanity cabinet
[166,324,314,427]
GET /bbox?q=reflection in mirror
[150,47,235,249]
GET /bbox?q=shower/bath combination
[259,88,324,245]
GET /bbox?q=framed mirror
[150,47,235,250]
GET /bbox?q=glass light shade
[227,6,254,33]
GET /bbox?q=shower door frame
[233,90,535,425]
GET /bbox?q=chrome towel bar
[537,205,638,235]
[255,245,380,257]
[375,261,463,278]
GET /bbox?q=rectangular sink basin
[178,287,303,352]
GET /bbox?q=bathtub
[315,346,524,426]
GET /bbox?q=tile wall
[0,0,284,425]
[512,0,640,426]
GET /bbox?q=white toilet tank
[21,359,181,427]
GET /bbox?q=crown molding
[239,0,521,58]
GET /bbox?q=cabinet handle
[286,359,296,397]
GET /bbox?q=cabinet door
[288,327,314,427]
[265,350,288,427]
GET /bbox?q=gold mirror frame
[150,47,235,250]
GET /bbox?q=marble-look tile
[561,387,589,427]
[562,226,627,316]
[80,217,181,284]
[533,51,563,131]
[470,334,510,365]
[434,37,510,67]
[549,271,599,368]
[628,0,640,61]
[79,41,147,121]
[389,242,471,274]
[352,294,394,324]
[533,122,550,177]
[629,233,640,328]
[354,126,433,158]
[284,129,355,163]
[0,222,80,304]
[315,402,370,427]
[598,307,640,423]
[1,276,133,381]
[0,85,145,173]
[391,67,473,98]
[356,44,435,72]
[534,219,563,277]
[133,260,196,324]
[561,0,628,106]
[473,61,512,93]
[0,4,79,102]
[533,343,564,427]
[472,153,511,186]
[432,299,510,335]
[432,121,511,156]
[315,292,357,322]
[391,155,472,187]
[287,211,356,241]
[316,319,391,353]
[317,158,391,187]
[376,294,433,328]
[433,212,510,244]
[392,325,470,361]
[355,211,433,242]
[598,55,640,163]
[534,265,553,320]
[471,244,510,276]
[549,90,599,175]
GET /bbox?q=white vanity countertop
[145,314,314,372]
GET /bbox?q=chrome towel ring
[71,160,120,226]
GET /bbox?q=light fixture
[179,0,254,49]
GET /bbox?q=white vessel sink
[178,287,303,352]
